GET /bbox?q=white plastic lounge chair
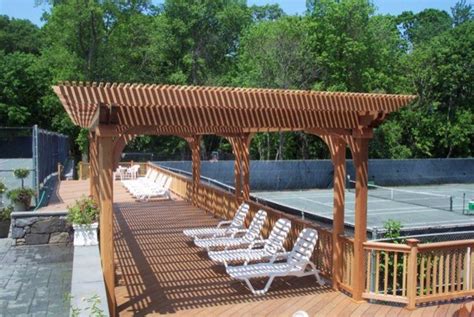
[226,228,324,295]
[137,176,172,201]
[208,218,291,267]
[183,203,250,238]
[194,210,267,251]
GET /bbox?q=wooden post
[89,132,99,203]
[189,135,201,206]
[331,138,346,289]
[406,239,419,310]
[351,137,369,302]
[229,137,242,202]
[241,134,252,202]
[98,134,116,316]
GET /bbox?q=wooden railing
[363,239,474,308]
[149,163,334,278]
[147,162,474,308]
[340,235,354,293]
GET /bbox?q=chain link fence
[0,125,69,208]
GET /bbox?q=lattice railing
[149,162,334,278]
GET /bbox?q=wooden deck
[48,181,473,316]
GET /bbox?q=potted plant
[0,206,12,238]
[6,168,35,211]
[67,196,99,246]
[7,188,36,211]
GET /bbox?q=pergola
[53,82,416,315]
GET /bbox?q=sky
[0,0,467,26]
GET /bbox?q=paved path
[0,239,73,316]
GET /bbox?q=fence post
[32,125,39,204]
[57,163,62,182]
[406,239,419,310]
[78,162,83,180]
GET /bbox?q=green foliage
[67,196,99,225]
[0,15,41,54]
[76,128,89,157]
[0,206,13,222]
[383,219,403,240]
[13,168,30,188]
[0,0,472,161]
[13,168,30,180]
[6,188,35,205]
[69,293,106,317]
[0,180,6,194]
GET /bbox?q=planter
[0,220,10,238]
[13,201,27,211]
[73,223,98,246]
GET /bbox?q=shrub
[6,188,35,205]
[67,196,99,225]
[13,168,30,188]
[0,181,6,194]
[0,206,12,222]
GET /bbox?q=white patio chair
[122,170,158,193]
[125,164,140,179]
[194,210,267,251]
[226,228,324,295]
[137,176,172,201]
[183,203,250,238]
[208,218,291,267]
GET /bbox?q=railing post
[406,239,419,310]
[466,246,471,291]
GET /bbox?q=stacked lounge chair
[184,205,324,295]
[121,168,171,201]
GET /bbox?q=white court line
[299,197,334,208]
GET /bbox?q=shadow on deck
[113,192,473,316]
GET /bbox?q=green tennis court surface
[254,183,474,231]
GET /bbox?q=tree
[451,0,473,26]
[156,0,251,85]
[397,9,452,47]
[0,15,41,54]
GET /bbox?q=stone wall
[10,211,72,245]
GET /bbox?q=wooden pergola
[53,82,416,315]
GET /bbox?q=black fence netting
[0,127,33,158]
[35,127,69,187]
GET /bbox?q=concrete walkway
[0,238,73,316]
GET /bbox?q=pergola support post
[97,132,116,316]
[328,137,346,290]
[350,136,369,302]
[89,132,99,203]
[227,134,252,203]
[187,135,201,206]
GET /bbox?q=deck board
[49,181,472,316]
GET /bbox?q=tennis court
[254,183,474,231]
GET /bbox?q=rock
[25,233,50,245]
[49,232,69,244]
[30,218,67,234]
[15,217,38,228]
[11,227,25,239]
[16,238,25,246]
[24,226,31,234]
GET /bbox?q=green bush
[13,168,30,188]
[0,206,12,222]
[67,196,99,225]
[6,188,35,205]
[0,181,6,194]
